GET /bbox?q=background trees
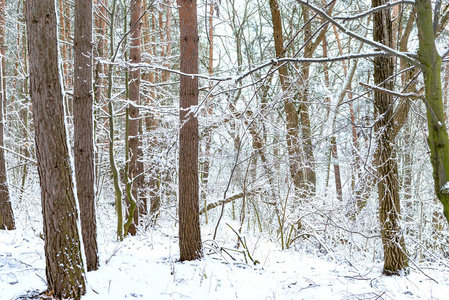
[2,0,449,296]
[0,0,14,230]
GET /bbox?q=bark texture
[372,0,407,275]
[0,0,14,230]
[178,0,202,261]
[127,0,145,235]
[26,0,86,297]
[74,0,98,271]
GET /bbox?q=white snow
[2,216,449,300]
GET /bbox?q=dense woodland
[1,0,449,299]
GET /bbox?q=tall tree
[125,0,145,235]
[74,0,99,271]
[0,0,14,230]
[416,0,449,225]
[372,0,407,275]
[26,0,86,297]
[268,0,302,194]
[178,0,202,261]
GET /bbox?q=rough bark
[178,0,202,261]
[74,0,98,271]
[372,0,408,275]
[26,0,86,297]
[0,0,14,230]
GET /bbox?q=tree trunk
[26,0,86,297]
[298,7,316,195]
[201,1,214,217]
[126,0,144,235]
[178,0,202,261]
[372,0,407,275]
[106,0,124,240]
[0,0,14,230]
[268,0,301,193]
[416,0,449,224]
[142,0,160,219]
[74,0,98,271]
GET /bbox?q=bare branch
[359,82,423,99]
[110,52,390,84]
[295,0,422,68]
[334,1,415,21]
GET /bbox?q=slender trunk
[143,0,160,219]
[323,35,342,201]
[201,1,214,217]
[125,0,144,235]
[268,0,301,193]
[298,7,316,195]
[74,0,98,271]
[107,0,124,240]
[178,0,202,261]
[26,0,86,297]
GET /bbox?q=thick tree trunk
[0,0,14,230]
[74,0,98,271]
[178,0,202,261]
[372,0,407,275]
[26,0,86,297]
[416,0,449,224]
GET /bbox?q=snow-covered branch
[359,82,424,99]
[295,0,422,68]
[334,1,415,21]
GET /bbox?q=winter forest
[1,0,449,299]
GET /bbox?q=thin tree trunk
[201,1,214,217]
[298,7,316,195]
[74,0,98,271]
[178,0,202,261]
[26,0,86,297]
[322,35,342,201]
[126,0,144,235]
[143,0,160,219]
[372,0,408,275]
[0,0,14,230]
[268,0,301,193]
[106,0,124,240]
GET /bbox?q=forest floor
[1,208,449,300]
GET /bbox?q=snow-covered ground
[2,215,449,300]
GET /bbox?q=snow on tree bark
[26,0,86,297]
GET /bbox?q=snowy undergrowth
[2,209,449,300]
